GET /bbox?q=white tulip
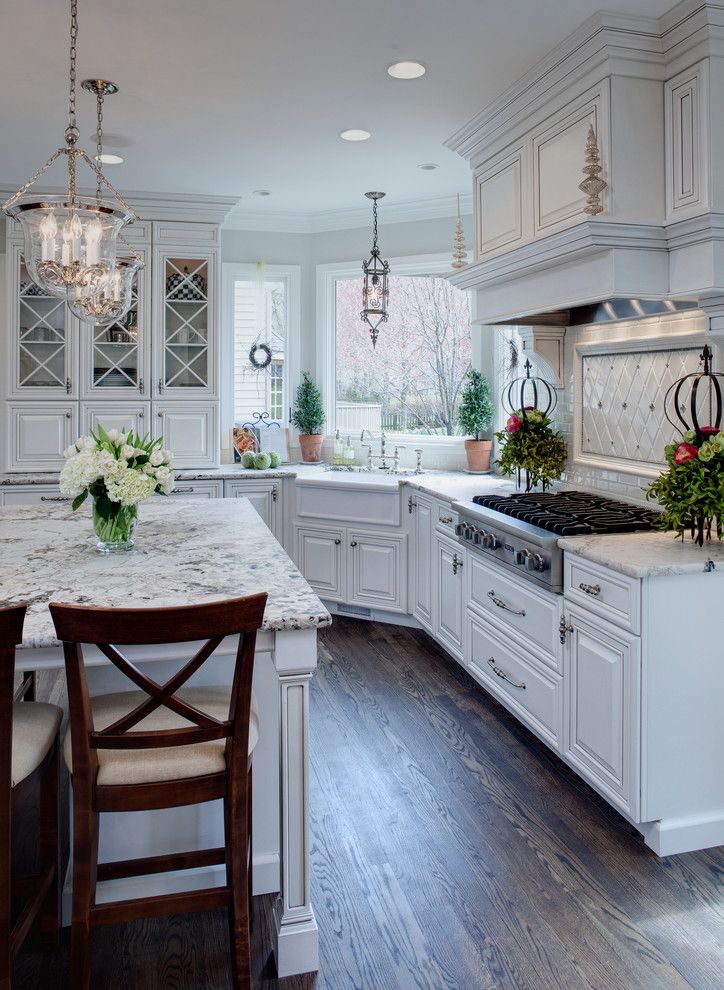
[120,444,135,460]
[149,450,164,466]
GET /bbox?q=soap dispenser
[344,435,355,465]
[333,429,344,466]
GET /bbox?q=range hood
[447,2,724,354]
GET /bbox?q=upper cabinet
[665,61,709,223]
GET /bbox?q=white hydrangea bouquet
[59,425,174,553]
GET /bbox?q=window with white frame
[321,257,473,438]
[221,264,300,437]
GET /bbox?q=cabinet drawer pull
[172,486,194,494]
[334,538,341,545]
[65,377,72,394]
[559,615,574,644]
[487,657,526,690]
[40,495,71,502]
[139,378,145,395]
[158,377,164,393]
[408,495,415,514]
[350,540,358,547]
[487,590,525,616]
[272,487,278,502]
[578,582,601,597]
[440,515,453,524]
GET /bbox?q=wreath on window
[249,342,272,369]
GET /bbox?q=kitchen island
[0,498,331,978]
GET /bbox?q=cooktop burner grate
[472,491,660,536]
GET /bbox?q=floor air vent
[333,602,372,618]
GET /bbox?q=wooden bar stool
[50,593,267,990]
[0,604,62,990]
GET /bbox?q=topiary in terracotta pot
[458,369,494,472]
[292,372,326,463]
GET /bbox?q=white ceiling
[1,0,674,220]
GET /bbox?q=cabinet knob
[158,377,164,394]
[138,410,144,418]
[272,487,278,502]
[334,538,342,545]
[139,378,145,395]
[158,411,163,418]
[408,495,415,514]
[65,411,71,419]
[350,540,358,547]
[65,377,72,394]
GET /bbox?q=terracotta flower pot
[299,434,324,463]
[464,438,492,472]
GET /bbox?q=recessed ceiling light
[418,162,439,171]
[340,128,371,142]
[95,153,124,165]
[387,60,426,80]
[253,189,271,197]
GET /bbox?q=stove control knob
[525,552,548,573]
[515,549,530,566]
[481,531,500,550]
[455,522,466,537]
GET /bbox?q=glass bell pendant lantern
[67,255,142,326]
[361,191,390,348]
[2,0,136,299]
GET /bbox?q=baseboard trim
[638,812,724,856]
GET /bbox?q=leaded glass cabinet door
[80,243,151,399]
[8,238,76,398]
[153,250,217,398]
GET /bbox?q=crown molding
[0,184,239,224]
[222,193,473,233]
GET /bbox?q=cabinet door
[434,535,464,661]
[153,402,219,469]
[348,530,407,613]
[564,604,640,819]
[81,402,151,439]
[224,480,281,537]
[80,241,152,400]
[409,493,433,630]
[153,246,218,399]
[7,402,77,472]
[474,145,527,258]
[296,525,345,600]
[7,239,77,399]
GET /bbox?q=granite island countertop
[558,530,724,578]
[0,499,331,649]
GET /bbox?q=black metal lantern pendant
[361,191,389,348]
[665,345,724,440]
[502,359,557,421]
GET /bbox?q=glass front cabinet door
[79,241,152,400]
[153,247,218,399]
[7,237,76,399]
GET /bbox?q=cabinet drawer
[564,556,640,634]
[168,481,223,499]
[469,554,562,670]
[468,614,562,751]
[434,501,458,536]
[1,487,66,506]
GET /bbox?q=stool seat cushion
[12,702,62,787]
[63,687,259,786]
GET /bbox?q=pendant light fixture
[2,0,137,299]
[361,191,390,348]
[66,79,143,326]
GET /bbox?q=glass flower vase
[92,499,137,553]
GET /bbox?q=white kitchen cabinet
[348,529,407,613]
[434,534,465,662]
[563,602,640,820]
[224,479,283,539]
[296,525,345,600]
[153,402,218,469]
[665,60,709,222]
[408,491,433,631]
[6,402,77,471]
[81,401,151,439]
[167,480,223,500]
[474,144,528,258]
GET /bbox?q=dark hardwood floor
[11,617,724,989]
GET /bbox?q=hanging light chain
[95,84,104,201]
[65,0,79,147]
[371,197,379,254]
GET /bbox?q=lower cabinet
[153,402,219,469]
[434,534,465,661]
[295,523,407,613]
[409,492,434,631]
[224,479,283,542]
[563,602,640,819]
[6,402,77,471]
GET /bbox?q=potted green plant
[292,372,326,462]
[495,407,567,491]
[458,369,495,472]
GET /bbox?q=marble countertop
[558,530,724,578]
[0,499,331,649]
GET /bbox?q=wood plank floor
[11,617,724,989]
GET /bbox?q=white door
[225,480,281,536]
[435,535,464,661]
[7,402,78,471]
[410,493,433,630]
[153,402,219,469]
[296,525,345,600]
[81,402,151,440]
[348,530,406,613]
[564,603,641,819]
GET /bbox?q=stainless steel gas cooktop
[452,491,659,593]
